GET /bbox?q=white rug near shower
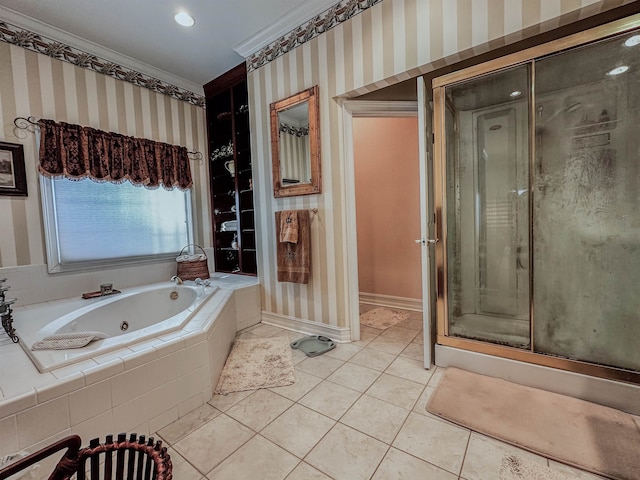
[500,455,577,480]
[214,336,295,395]
[360,307,410,330]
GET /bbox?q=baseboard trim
[261,311,352,343]
[435,344,640,416]
[359,292,422,312]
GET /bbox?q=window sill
[47,253,184,274]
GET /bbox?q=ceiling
[0,0,339,93]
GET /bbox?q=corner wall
[0,41,210,269]
[248,0,634,330]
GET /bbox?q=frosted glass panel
[445,65,530,348]
[52,178,190,263]
[533,31,640,371]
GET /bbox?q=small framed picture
[0,141,27,196]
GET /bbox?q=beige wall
[0,42,210,268]
[248,0,632,330]
[354,116,421,299]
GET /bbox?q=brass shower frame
[432,13,640,384]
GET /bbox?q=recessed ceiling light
[607,65,629,76]
[624,35,640,47]
[175,11,195,27]
[509,90,522,98]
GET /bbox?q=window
[41,176,193,273]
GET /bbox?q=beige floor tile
[350,347,397,372]
[412,332,424,344]
[360,325,383,336]
[380,326,420,342]
[208,390,253,412]
[261,404,336,458]
[285,462,332,480]
[226,389,293,431]
[323,342,362,361]
[368,336,411,355]
[248,324,287,337]
[157,403,220,444]
[207,435,299,480]
[234,331,262,341]
[340,394,410,444]
[393,412,470,475]
[385,356,434,385]
[427,366,446,387]
[366,373,424,410]
[298,380,361,420]
[400,342,424,361]
[547,460,609,479]
[296,354,344,379]
[165,448,204,480]
[327,362,381,393]
[357,336,378,346]
[306,423,388,480]
[269,369,323,401]
[461,433,550,480]
[173,413,254,474]
[352,331,379,347]
[396,316,424,331]
[412,385,437,416]
[372,447,457,480]
[290,347,308,365]
[282,330,306,342]
[359,303,378,314]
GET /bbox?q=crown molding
[0,5,204,95]
[243,0,383,72]
[233,0,340,58]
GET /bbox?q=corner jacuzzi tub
[16,281,219,373]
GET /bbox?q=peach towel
[279,210,299,244]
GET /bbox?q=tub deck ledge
[0,274,260,455]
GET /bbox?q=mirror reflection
[278,102,311,184]
[270,85,321,197]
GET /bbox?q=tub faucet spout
[171,275,183,285]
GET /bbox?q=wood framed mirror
[270,85,321,197]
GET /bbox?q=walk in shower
[433,18,640,382]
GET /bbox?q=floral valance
[38,119,193,190]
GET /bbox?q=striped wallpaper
[0,41,209,268]
[249,0,636,330]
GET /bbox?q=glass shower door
[444,65,531,348]
[532,31,640,371]
[435,23,640,382]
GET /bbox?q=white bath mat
[360,307,411,330]
[500,455,578,480]
[214,336,295,395]
[31,331,108,350]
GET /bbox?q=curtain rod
[12,116,203,160]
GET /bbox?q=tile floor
[155,306,605,480]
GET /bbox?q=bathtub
[16,281,219,373]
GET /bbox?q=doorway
[353,116,421,309]
[341,100,433,367]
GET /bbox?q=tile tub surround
[0,248,217,308]
[0,276,260,458]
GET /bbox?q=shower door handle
[415,237,439,246]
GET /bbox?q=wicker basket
[176,244,210,281]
